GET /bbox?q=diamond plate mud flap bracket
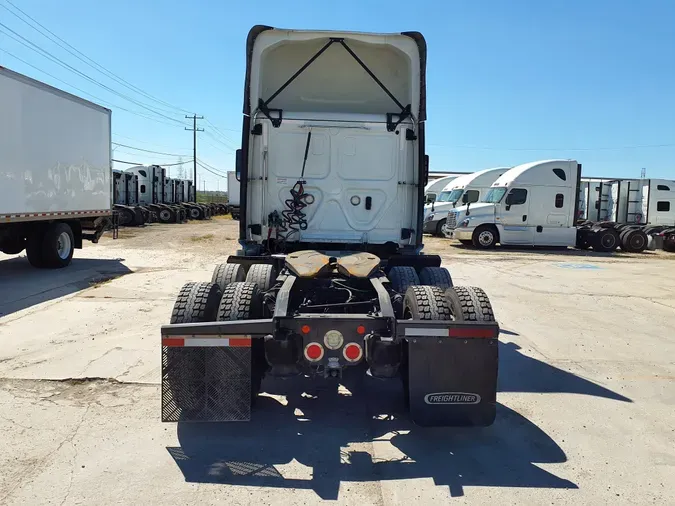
[161,319,274,422]
[399,321,499,427]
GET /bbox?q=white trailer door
[249,117,416,245]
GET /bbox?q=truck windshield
[447,189,464,203]
[436,191,454,202]
[483,187,507,203]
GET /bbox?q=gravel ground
[0,217,673,505]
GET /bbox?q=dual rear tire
[26,222,75,268]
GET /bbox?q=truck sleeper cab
[446,160,581,248]
[422,167,509,237]
[160,26,500,428]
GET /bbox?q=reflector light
[356,325,366,335]
[301,325,311,334]
[343,343,363,362]
[304,342,324,361]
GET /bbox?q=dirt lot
[1,218,674,505]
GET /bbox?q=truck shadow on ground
[167,341,631,499]
[0,256,131,317]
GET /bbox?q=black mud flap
[407,337,498,427]
[161,346,251,422]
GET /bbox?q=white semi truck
[161,26,500,428]
[444,159,649,253]
[423,167,510,236]
[0,67,112,268]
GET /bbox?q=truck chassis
[161,251,500,427]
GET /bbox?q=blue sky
[1,0,673,190]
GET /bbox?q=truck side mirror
[504,193,513,211]
[461,193,469,204]
[235,149,242,182]
[424,154,429,185]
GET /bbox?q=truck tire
[387,266,420,294]
[419,266,453,289]
[170,281,222,324]
[41,222,75,268]
[444,286,495,322]
[403,285,452,320]
[211,263,245,290]
[434,218,446,237]
[189,207,202,220]
[158,208,173,223]
[166,282,222,420]
[245,264,277,292]
[621,229,648,253]
[217,282,265,399]
[592,228,620,252]
[472,225,498,249]
[26,228,46,268]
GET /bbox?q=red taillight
[304,342,324,361]
[301,324,311,335]
[343,343,363,362]
[356,325,366,335]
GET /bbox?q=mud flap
[407,337,498,427]
[161,346,252,422]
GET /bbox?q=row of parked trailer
[112,165,228,227]
[422,159,675,253]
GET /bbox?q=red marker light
[304,343,324,361]
[301,325,311,335]
[356,325,366,335]
[343,343,363,362]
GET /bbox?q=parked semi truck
[424,167,510,236]
[0,67,112,268]
[443,159,649,253]
[160,26,500,428]
[113,169,148,226]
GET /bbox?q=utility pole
[185,114,204,191]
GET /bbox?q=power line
[203,129,238,151]
[113,158,193,167]
[1,0,192,116]
[112,132,190,151]
[112,142,190,157]
[0,22,189,126]
[205,118,239,146]
[197,160,228,179]
[0,48,189,129]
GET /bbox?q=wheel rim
[630,234,645,250]
[191,209,199,218]
[478,230,494,246]
[602,234,616,248]
[161,210,170,220]
[56,231,72,260]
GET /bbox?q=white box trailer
[227,171,240,219]
[0,67,112,268]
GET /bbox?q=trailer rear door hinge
[405,128,417,140]
[248,224,262,235]
[251,123,263,135]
